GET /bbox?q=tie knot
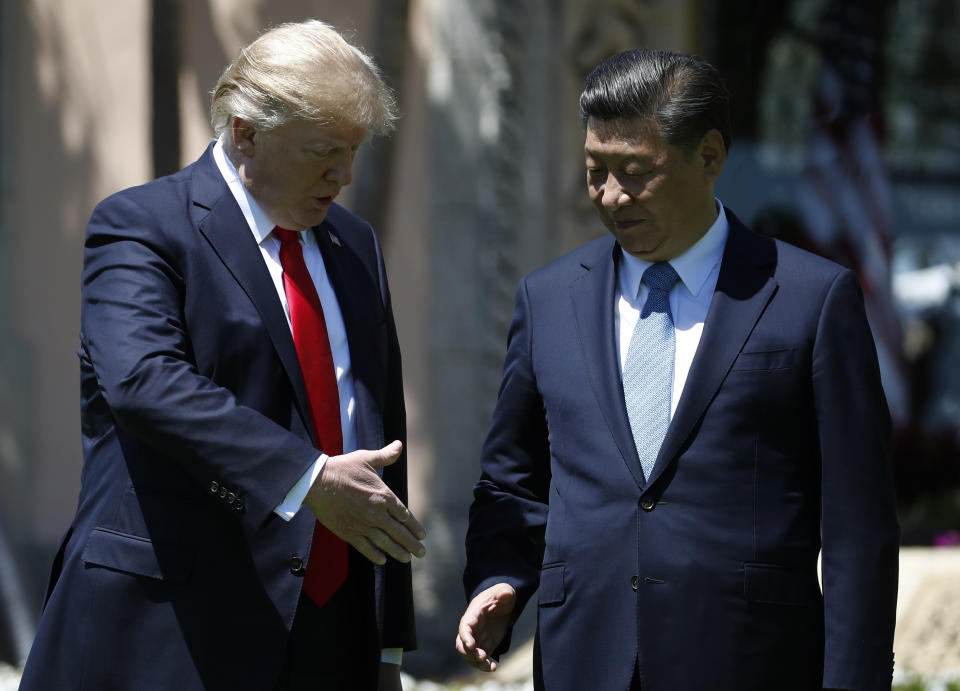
[642,262,679,293]
[273,226,299,247]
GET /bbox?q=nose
[601,176,631,210]
[324,150,354,186]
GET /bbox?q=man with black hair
[457,49,899,691]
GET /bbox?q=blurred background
[1,0,958,686]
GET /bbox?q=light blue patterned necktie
[623,261,680,480]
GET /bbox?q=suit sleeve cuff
[273,454,327,521]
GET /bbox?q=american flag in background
[797,1,910,424]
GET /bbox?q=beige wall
[13,0,151,542]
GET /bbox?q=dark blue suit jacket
[465,213,899,691]
[20,145,414,690]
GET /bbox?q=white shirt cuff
[273,454,327,521]
[380,648,403,665]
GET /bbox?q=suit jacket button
[640,496,655,511]
[631,575,639,591]
[289,557,305,576]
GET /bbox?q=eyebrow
[305,134,362,147]
[304,140,360,155]
[584,148,653,163]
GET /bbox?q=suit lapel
[645,216,779,487]
[190,146,314,439]
[570,238,646,488]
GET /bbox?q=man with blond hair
[20,20,422,691]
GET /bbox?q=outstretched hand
[304,440,426,565]
[456,583,517,672]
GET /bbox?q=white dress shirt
[616,202,730,419]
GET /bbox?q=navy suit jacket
[21,145,414,690]
[464,213,899,691]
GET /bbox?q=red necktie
[274,227,348,606]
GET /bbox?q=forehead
[584,117,665,157]
[272,118,369,147]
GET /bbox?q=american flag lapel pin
[329,231,342,247]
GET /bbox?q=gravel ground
[0,666,531,691]
[401,673,533,691]
[0,665,20,691]
[3,665,958,690]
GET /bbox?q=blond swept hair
[210,19,397,137]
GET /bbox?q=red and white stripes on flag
[796,5,910,425]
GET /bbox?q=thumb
[367,440,403,468]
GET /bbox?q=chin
[618,238,657,258]
[295,211,330,229]
[619,232,669,260]
[623,243,668,261]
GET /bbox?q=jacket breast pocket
[743,562,818,606]
[538,563,566,607]
[81,528,194,583]
[730,348,794,372]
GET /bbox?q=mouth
[613,218,645,230]
[313,196,334,209]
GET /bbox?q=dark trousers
[275,550,379,691]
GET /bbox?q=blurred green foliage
[892,672,960,691]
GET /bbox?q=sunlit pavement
[401,675,532,691]
[0,664,20,691]
[2,664,958,690]
[0,666,534,691]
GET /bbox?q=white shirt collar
[618,200,730,301]
[212,135,278,245]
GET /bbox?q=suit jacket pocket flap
[743,562,816,606]
[731,348,793,371]
[82,528,193,583]
[538,564,565,606]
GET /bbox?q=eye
[624,166,653,178]
[587,167,606,183]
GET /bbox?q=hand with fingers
[456,582,517,672]
[304,440,426,565]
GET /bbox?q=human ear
[231,117,257,156]
[698,129,726,181]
